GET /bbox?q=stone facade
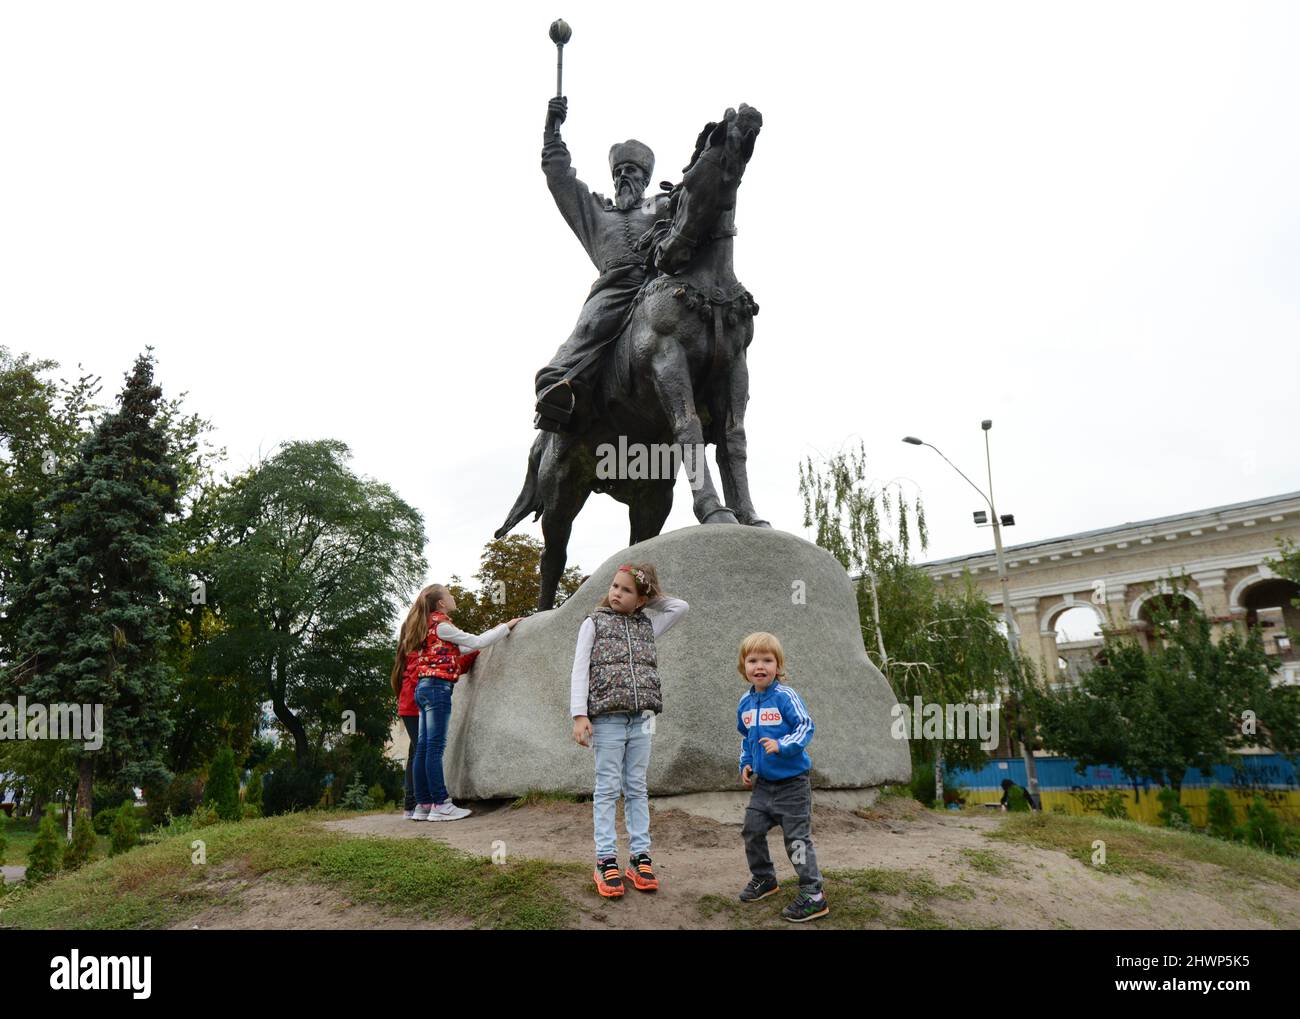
[920,491,1300,687]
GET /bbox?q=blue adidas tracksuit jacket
[736,680,814,781]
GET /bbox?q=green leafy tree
[0,346,102,669]
[25,809,63,882]
[5,353,185,816]
[62,809,97,870]
[799,443,1009,798]
[1033,582,1298,794]
[200,440,426,767]
[203,746,241,822]
[447,535,584,634]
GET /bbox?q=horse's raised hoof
[702,508,740,525]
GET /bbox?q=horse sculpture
[497,104,768,609]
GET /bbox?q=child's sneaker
[593,857,625,898]
[624,852,659,892]
[738,875,781,902]
[781,891,829,922]
[410,804,432,821]
[426,800,471,821]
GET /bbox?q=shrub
[262,763,325,816]
[1206,787,1238,841]
[340,776,373,811]
[109,803,140,856]
[244,767,265,810]
[1100,790,1129,820]
[0,815,7,866]
[241,802,262,820]
[1243,796,1295,856]
[189,802,221,829]
[1006,785,1031,812]
[144,771,203,828]
[26,811,64,883]
[1157,787,1192,829]
[62,810,97,871]
[203,747,242,822]
[91,783,135,832]
[909,760,936,808]
[368,783,387,808]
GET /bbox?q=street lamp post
[903,422,1041,809]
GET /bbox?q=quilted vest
[415,611,461,681]
[586,606,663,717]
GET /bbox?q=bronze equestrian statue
[500,96,768,609]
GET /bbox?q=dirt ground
[174,795,1300,930]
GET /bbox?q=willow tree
[799,442,1010,802]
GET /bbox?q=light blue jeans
[591,711,653,861]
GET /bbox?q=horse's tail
[495,432,548,538]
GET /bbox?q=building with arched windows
[920,491,1300,687]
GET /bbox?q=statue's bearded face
[612,162,648,210]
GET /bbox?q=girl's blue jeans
[591,711,653,861]
[413,677,454,805]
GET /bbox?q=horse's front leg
[645,336,737,525]
[714,345,769,527]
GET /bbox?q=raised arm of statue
[541,95,601,266]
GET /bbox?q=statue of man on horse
[502,29,769,609]
[533,95,672,434]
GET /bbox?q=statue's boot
[534,380,575,433]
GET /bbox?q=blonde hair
[389,584,451,694]
[596,562,663,610]
[737,632,787,682]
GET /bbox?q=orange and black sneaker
[594,856,625,898]
[625,852,659,892]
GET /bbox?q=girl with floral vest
[391,584,521,822]
[569,563,689,897]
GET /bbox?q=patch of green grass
[509,789,580,810]
[959,847,1014,877]
[894,904,949,929]
[0,811,585,930]
[987,812,1300,888]
[696,867,970,930]
[1,818,113,867]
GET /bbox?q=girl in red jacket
[390,584,521,821]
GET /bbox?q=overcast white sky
[4,1,1298,597]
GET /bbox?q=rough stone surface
[444,524,910,798]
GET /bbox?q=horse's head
[654,104,762,276]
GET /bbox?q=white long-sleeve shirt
[569,596,689,718]
[435,620,512,656]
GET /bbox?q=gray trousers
[742,772,823,893]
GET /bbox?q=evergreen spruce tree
[25,809,63,882]
[1206,787,1238,841]
[203,746,241,821]
[62,809,97,870]
[10,352,184,817]
[109,802,139,855]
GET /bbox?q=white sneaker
[426,800,472,821]
[411,804,432,820]
[403,808,415,819]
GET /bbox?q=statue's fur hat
[608,139,654,180]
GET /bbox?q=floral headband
[618,565,647,587]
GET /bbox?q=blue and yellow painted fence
[943,754,1300,825]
